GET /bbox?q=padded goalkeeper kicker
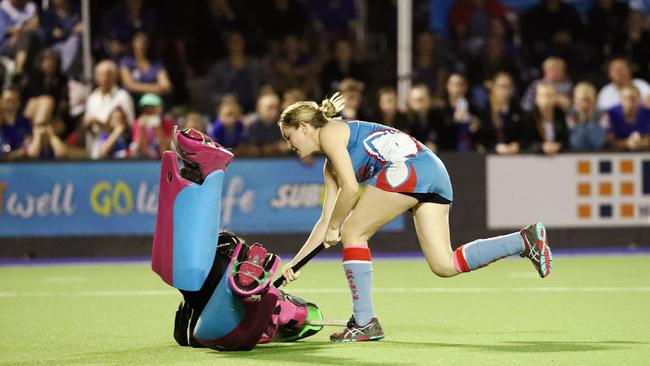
[172,126,234,180]
[274,291,324,342]
[228,242,280,297]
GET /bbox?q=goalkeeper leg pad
[193,273,279,351]
[152,151,224,291]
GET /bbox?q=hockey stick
[273,243,326,288]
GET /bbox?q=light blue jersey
[345,120,453,202]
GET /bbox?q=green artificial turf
[1,255,649,365]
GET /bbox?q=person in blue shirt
[278,93,553,342]
[0,0,40,76]
[0,87,31,159]
[210,96,245,151]
[39,0,82,73]
[607,85,650,151]
[119,32,172,102]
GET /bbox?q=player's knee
[340,225,370,244]
[425,257,457,278]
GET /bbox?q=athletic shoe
[172,126,234,179]
[520,222,552,278]
[330,316,384,342]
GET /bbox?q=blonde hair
[620,84,641,97]
[542,57,566,71]
[184,112,206,125]
[572,82,596,102]
[95,59,117,76]
[535,82,556,95]
[278,92,345,129]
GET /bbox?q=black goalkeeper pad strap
[273,243,326,288]
[173,301,204,348]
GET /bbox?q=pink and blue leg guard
[192,266,279,350]
[151,127,234,291]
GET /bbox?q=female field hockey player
[278,93,552,342]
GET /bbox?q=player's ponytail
[318,92,345,119]
[279,93,345,129]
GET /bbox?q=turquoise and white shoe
[520,223,552,278]
[330,316,385,342]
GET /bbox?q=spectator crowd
[1,0,649,162]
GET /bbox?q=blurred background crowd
[0,0,649,161]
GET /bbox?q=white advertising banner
[487,153,650,229]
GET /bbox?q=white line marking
[1,287,650,298]
[0,290,176,298]
[291,287,650,294]
[78,290,175,297]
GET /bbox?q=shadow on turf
[17,342,405,366]
[11,340,647,365]
[3,345,180,366]
[384,340,648,353]
[216,341,410,366]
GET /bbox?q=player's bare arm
[319,121,359,246]
[281,159,339,282]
